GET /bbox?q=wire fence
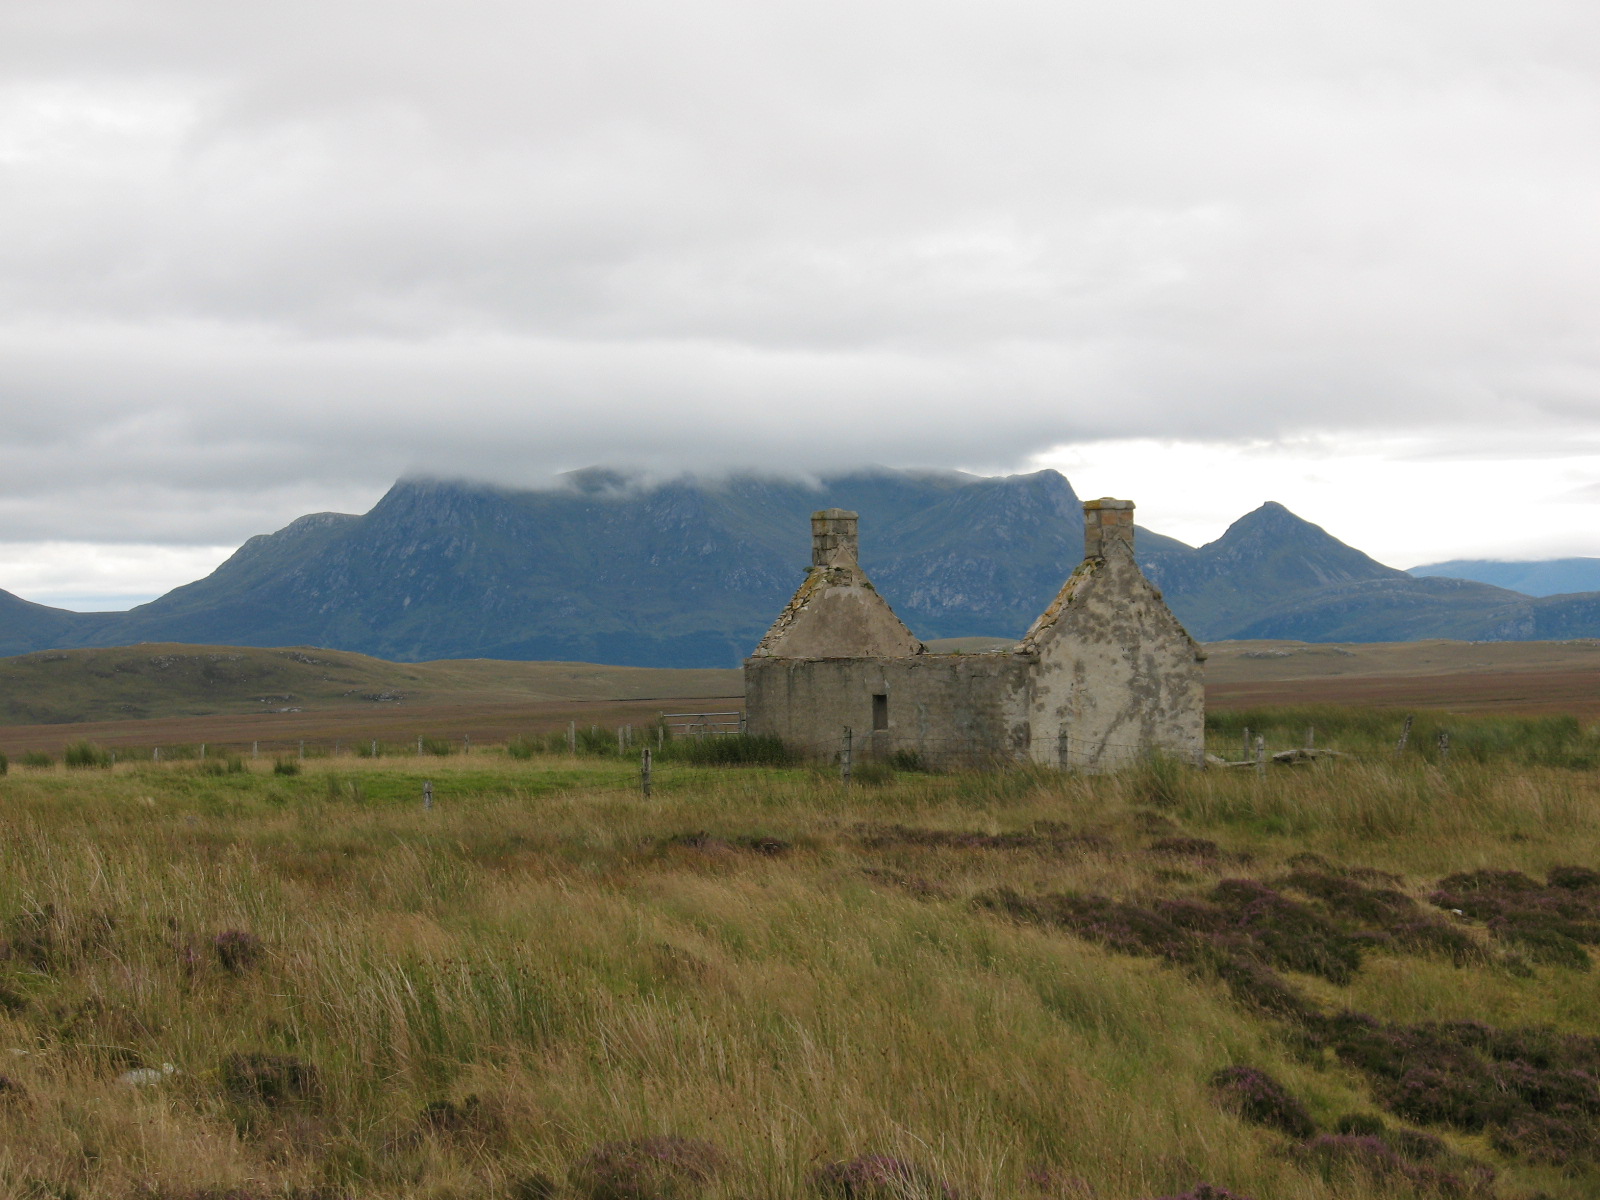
[7,711,1577,789]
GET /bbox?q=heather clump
[212,930,265,974]
[1211,956,1321,1022]
[221,1053,322,1107]
[856,822,1108,854]
[510,1174,559,1199]
[0,904,116,973]
[1381,919,1487,966]
[1291,1134,1494,1198]
[1333,1112,1387,1136]
[416,1094,504,1143]
[974,889,1192,962]
[1490,1112,1599,1166]
[1207,879,1363,984]
[136,1189,348,1200]
[1548,865,1600,890]
[568,1135,724,1200]
[1206,1066,1315,1138]
[1141,1187,1256,1200]
[1428,866,1600,968]
[1148,837,1226,861]
[1275,869,1416,924]
[1315,1012,1600,1164]
[809,1154,958,1199]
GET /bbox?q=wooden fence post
[1395,715,1414,753]
[841,726,853,784]
[423,780,433,811]
[1438,731,1451,762]
[1254,735,1267,778]
[1057,727,1070,771]
[641,748,653,798]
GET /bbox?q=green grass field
[2,714,1599,1199]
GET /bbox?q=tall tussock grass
[0,709,1598,1197]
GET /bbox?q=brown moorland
[3,638,1600,756]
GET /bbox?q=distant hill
[1409,557,1600,597]
[0,643,740,725]
[4,467,1600,666]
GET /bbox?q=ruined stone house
[743,499,1205,769]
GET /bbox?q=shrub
[1429,866,1600,969]
[416,1094,504,1143]
[506,736,540,760]
[1490,1113,1597,1166]
[658,733,792,766]
[1208,878,1363,984]
[1334,1112,1386,1136]
[1292,1134,1487,1197]
[511,1174,558,1200]
[887,748,928,772]
[1494,924,1591,970]
[420,737,455,757]
[1207,1065,1316,1138]
[568,1135,724,1200]
[221,1052,320,1106]
[0,751,7,775]
[976,889,1194,962]
[1213,957,1319,1022]
[1276,870,1416,925]
[1129,753,1187,808]
[272,758,301,776]
[212,930,265,974]
[809,1154,957,1199]
[1150,837,1224,861]
[1549,865,1600,889]
[20,751,53,769]
[63,741,112,768]
[1,904,116,973]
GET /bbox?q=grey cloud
[2,0,1600,548]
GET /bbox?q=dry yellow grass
[0,737,1596,1198]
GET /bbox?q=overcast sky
[4,0,1599,608]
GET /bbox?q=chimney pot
[812,508,860,567]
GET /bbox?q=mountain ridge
[4,468,1600,666]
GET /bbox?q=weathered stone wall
[744,652,1030,768]
[1021,544,1205,769]
[743,496,1205,772]
[750,509,924,660]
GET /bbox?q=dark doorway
[872,694,888,732]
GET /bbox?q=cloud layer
[3,0,1599,566]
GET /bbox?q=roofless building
[743,499,1205,770]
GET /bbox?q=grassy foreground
[1,725,1599,1198]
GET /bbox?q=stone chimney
[1083,497,1134,559]
[811,508,859,567]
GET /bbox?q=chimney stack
[811,508,859,567]
[1083,498,1134,559]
